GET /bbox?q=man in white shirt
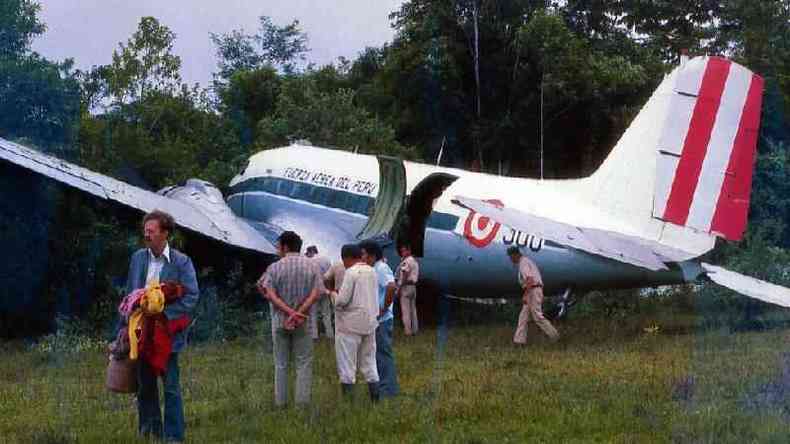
[124,210,199,442]
[329,244,380,401]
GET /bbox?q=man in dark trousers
[125,210,199,443]
[359,240,400,398]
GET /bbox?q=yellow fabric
[141,283,165,315]
[127,283,166,360]
[128,309,143,360]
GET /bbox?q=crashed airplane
[1,56,789,313]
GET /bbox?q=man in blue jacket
[125,210,199,443]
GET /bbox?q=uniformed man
[396,243,419,336]
[507,246,559,344]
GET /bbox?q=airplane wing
[452,196,695,271]
[0,137,277,255]
[701,263,790,308]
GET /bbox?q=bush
[189,262,269,343]
[570,289,643,321]
[31,315,105,354]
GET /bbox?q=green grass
[2,317,790,443]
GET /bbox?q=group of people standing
[255,231,420,407]
[120,211,420,442]
[121,210,557,442]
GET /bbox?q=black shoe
[368,382,380,403]
[341,383,354,400]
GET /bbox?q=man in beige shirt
[305,245,334,340]
[324,261,346,306]
[507,246,558,344]
[396,243,420,336]
[329,244,380,401]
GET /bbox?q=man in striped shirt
[257,231,325,407]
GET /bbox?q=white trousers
[335,331,378,384]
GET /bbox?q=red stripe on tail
[710,74,764,240]
[663,58,731,225]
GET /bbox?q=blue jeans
[375,318,399,397]
[138,353,185,441]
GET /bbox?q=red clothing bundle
[136,282,191,376]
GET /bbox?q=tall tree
[211,15,309,82]
[0,0,79,146]
[0,0,81,337]
[103,16,182,106]
[218,67,281,145]
[379,0,660,175]
[0,0,45,60]
[255,73,415,159]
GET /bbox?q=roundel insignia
[463,199,504,248]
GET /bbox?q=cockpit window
[239,160,251,176]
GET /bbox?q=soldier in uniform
[396,243,419,336]
[507,246,558,345]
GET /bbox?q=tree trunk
[472,2,481,120]
[472,1,482,168]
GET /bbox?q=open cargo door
[357,156,406,240]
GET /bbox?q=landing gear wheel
[547,288,576,321]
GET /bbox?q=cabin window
[334,192,349,211]
[262,178,277,194]
[325,190,341,209]
[288,182,301,198]
[351,196,368,215]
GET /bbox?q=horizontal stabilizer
[702,263,790,308]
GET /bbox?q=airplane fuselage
[227,145,693,299]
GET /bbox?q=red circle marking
[463,199,503,248]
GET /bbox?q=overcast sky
[32,0,404,86]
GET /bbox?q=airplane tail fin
[581,56,764,250]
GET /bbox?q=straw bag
[106,356,138,393]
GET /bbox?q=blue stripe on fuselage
[229,176,460,231]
